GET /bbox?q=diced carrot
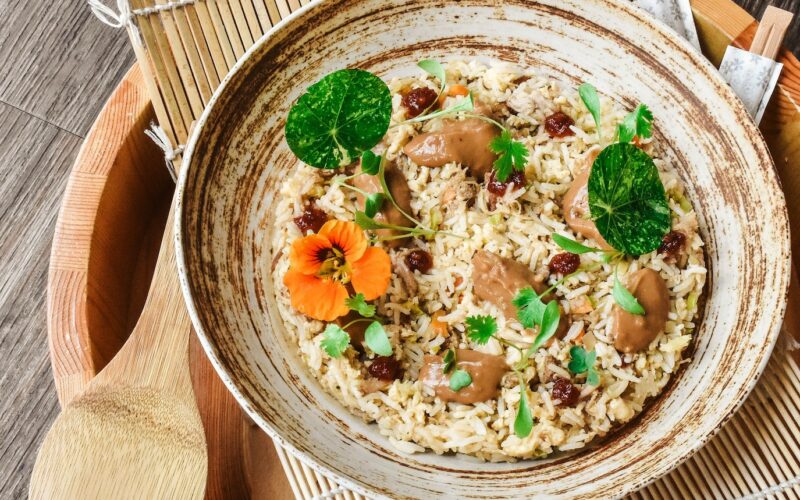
[431,311,449,337]
[447,84,469,97]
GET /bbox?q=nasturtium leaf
[345,293,375,317]
[364,321,393,356]
[618,104,654,143]
[442,348,456,374]
[587,142,671,255]
[360,150,381,175]
[449,369,472,391]
[418,59,446,94]
[285,69,392,169]
[465,315,497,345]
[320,324,350,358]
[578,83,602,136]
[514,386,533,438]
[513,287,546,329]
[551,233,600,255]
[613,273,645,315]
[364,192,385,218]
[490,130,529,182]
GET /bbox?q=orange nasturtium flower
[283,220,391,321]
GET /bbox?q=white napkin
[636,0,701,52]
[718,47,783,123]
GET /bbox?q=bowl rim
[174,0,790,497]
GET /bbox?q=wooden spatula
[29,196,207,499]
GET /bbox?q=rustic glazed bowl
[175,0,790,497]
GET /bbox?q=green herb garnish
[617,104,653,144]
[449,369,472,391]
[514,386,533,438]
[568,346,600,386]
[321,324,350,358]
[345,293,376,318]
[364,192,385,218]
[418,59,446,94]
[465,315,498,345]
[489,130,529,182]
[364,321,392,356]
[285,69,392,168]
[612,273,645,315]
[526,301,560,355]
[578,83,602,140]
[587,142,670,255]
[442,348,456,374]
[551,233,601,255]
[360,150,381,175]
[512,287,547,329]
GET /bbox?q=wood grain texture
[0,1,796,500]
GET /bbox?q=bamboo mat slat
[102,0,800,498]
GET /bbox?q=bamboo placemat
[88,0,800,497]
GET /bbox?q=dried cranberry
[486,170,526,197]
[544,111,576,138]
[549,252,580,275]
[293,203,328,234]
[368,356,400,381]
[405,249,433,274]
[552,377,580,407]
[658,230,686,257]
[402,87,438,117]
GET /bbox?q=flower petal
[351,247,391,300]
[319,220,367,262]
[289,234,331,275]
[284,269,349,321]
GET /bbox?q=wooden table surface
[0,1,796,498]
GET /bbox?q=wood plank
[0,2,135,135]
[0,103,82,498]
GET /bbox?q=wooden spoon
[30,197,207,499]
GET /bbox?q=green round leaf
[588,143,670,255]
[364,193,385,218]
[449,369,472,391]
[514,386,533,438]
[285,69,392,169]
[364,321,393,356]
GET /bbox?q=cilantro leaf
[512,287,546,329]
[551,233,600,255]
[578,83,602,139]
[514,385,533,438]
[360,150,381,175]
[527,300,560,355]
[364,192,385,218]
[442,348,456,374]
[285,69,392,169]
[613,273,645,315]
[345,293,375,317]
[568,346,600,386]
[417,59,446,94]
[449,369,472,391]
[587,142,671,255]
[489,130,529,182]
[364,321,393,356]
[465,315,497,345]
[618,104,653,143]
[320,324,350,358]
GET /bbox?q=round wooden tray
[46,1,800,498]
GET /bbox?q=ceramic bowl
[175,0,790,497]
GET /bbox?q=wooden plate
[46,0,800,498]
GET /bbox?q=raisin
[658,230,686,257]
[293,203,328,234]
[368,356,400,381]
[486,169,526,197]
[552,377,580,407]
[549,252,580,275]
[405,249,433,274]
[402,87,438,118]
[544,111,576,138]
